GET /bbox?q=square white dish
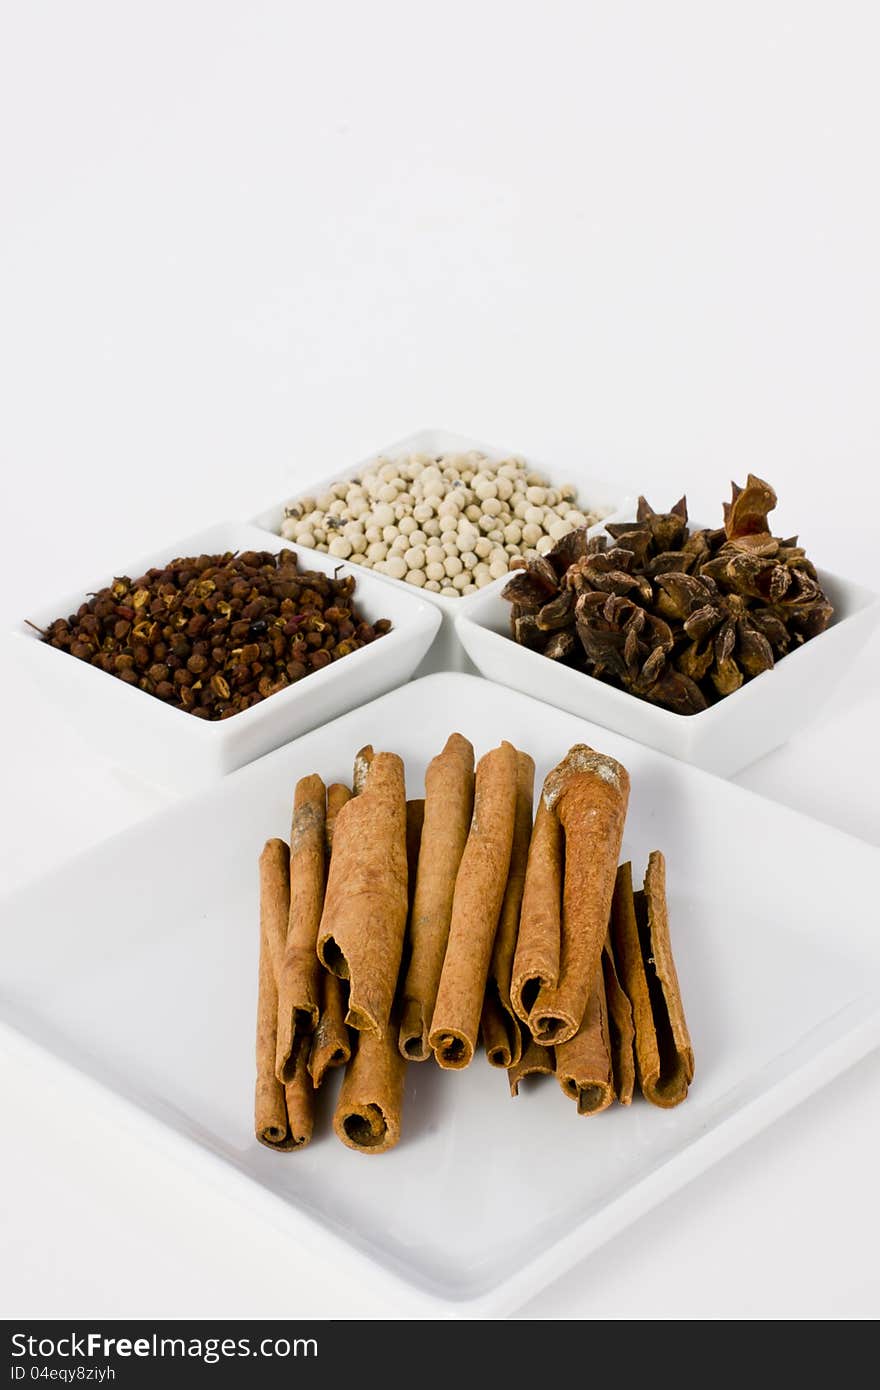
[9,521,440,792]
[1,673,878,1318]
[455,559,880,777]
[251,428,635,674]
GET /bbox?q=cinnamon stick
[398,734,475,1061]
[510,797,563,1025]
[317,751,408,1036]
[325,782,352,849]
[309,965,352,1087]
[308,782,354,1087]
[508,1032,555,1096]
[429,741,519,1069]
[482,750,535,1068]
[333,1016,407,1154]
[283,1042,316,1148]
[255,838,315,1150]
[528,745,630,1047]
[555,969,614,1115]
[610,854,693,1108]
[275,774,326,1083]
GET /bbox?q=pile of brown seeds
[36,549,391,719]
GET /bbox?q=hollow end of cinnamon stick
[257,1123,289,1148]
[398,997,430,1062]
[529,1005,579,1047]
[336,1101,396,1152]
[557,1073,615,1115]
[481,988,521,1070]
[431,1029,473,1070]
[255,1075,295,1151]
[282,1046,316,1148]
[507,1036,555,1096]
[317,933,353,993]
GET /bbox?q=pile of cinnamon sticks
[255,734,693,1155]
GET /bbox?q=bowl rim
[454,559,880,727]
[10,519,441,739]
[248,426,639,614]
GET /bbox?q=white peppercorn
[276,451,605,595]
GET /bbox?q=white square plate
[1,674,878,1318]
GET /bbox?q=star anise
[501,475,833,714]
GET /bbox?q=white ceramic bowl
[455,556,880,777]
[10,522,441,792]
[251,428,635,673]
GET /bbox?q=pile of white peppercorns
[278,452,604,596]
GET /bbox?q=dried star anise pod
[501,475,833,714]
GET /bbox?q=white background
[1,1,879,1319]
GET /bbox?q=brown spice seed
[35,550,390,721]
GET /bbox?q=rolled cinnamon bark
[602,940,635,1105]
[508,1032,555,1096]
[283,1042,316,1148]
[429,741,519,1070]
[555,969,614,1115]
[482,751,535,1068]
[317,751,408,1036]
[275,774,326,1083]
[528,746,630,1047]
[333,1016,407,1154]
[325,782,353,851]
[255,838,314,1150]
[510,798,563,1025]
[398,734,475,1061]
[308,782,354,1088]
[309,967,352,1087]
[610,854,693,1108]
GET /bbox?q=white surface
[2,675,878,1318]
[1,0,879,1321]
[251,426,633,675]
[10,521,440,789]
[457,562,880,775]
